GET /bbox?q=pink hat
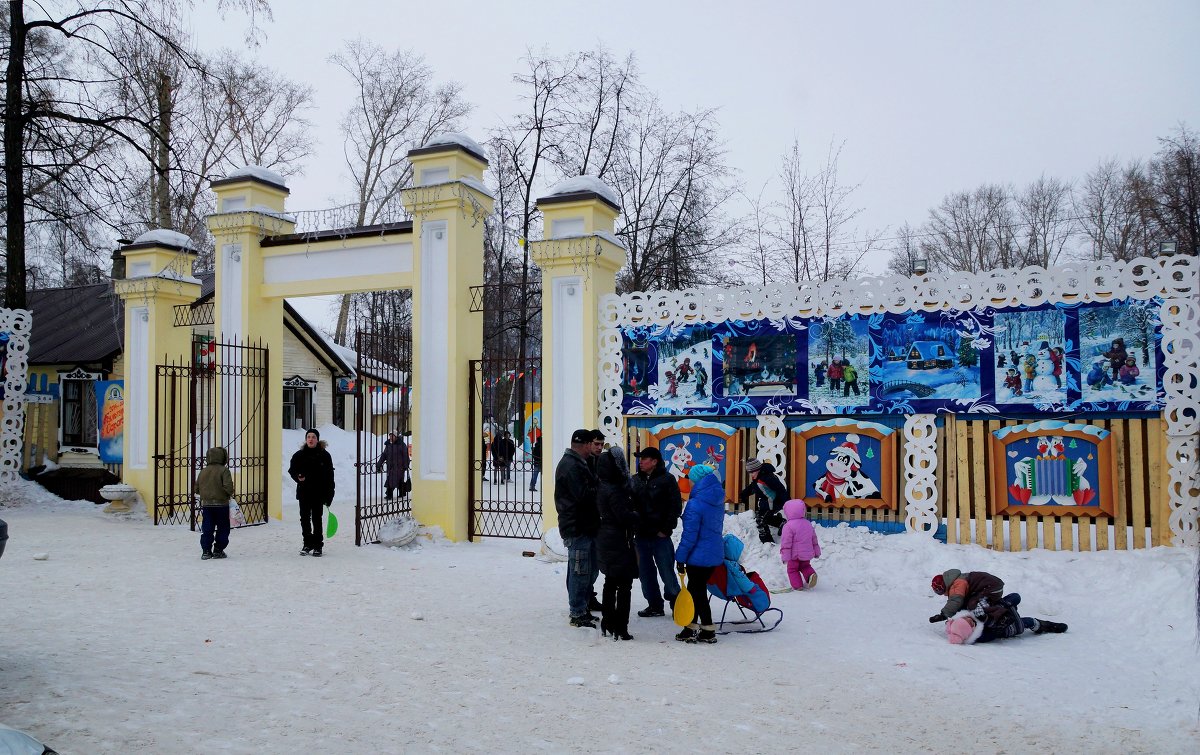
[945,616,977,645]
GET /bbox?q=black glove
[929,614,946,623]
[676,561,686,574]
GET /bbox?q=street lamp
[912,257,928,276]
[1158,240,1179,256]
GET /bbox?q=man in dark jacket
[528,436,543,492]
[739,458,788,544]
[288,428,336,557]
[555,428,601,627]
[491,431,517,484]
[631,446,682,617]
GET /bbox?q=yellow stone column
[206,169,295,520]
[114,234,200,514]
[400,137,492,541]
[530,180,625,530]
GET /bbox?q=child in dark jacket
[779,499,820,589]
[196,446,235,560]
[931,569,1067,643]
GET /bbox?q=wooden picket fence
[942,416,1171,551]
[629,414,1178,552]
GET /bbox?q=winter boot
[805,572,818,589]
[570,614,597,628]
[300,547,312,556]
[1033,619,1067,634]
[311,549,323,557]
[675,625,698,642]
[696,625,718,644]
[201,551,213,560]
[637,607,666,618]
[212,550,227,559]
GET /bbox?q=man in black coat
[491,430,517,484]
[631,446,683,617]
[739,457,788,544]
[555,428,601,627]
[376,431,410,499]
[288,428,335,556]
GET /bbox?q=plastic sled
[705,534,783,634]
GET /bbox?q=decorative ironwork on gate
[354,330,413,545]
[153,337,270,527]
[468,358,543,540]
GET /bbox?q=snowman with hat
[814,434,880,502]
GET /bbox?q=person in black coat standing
[596,446,639,641]
[631,446,682,617]
[528,436,543,492]
[288,428,335,556]
[376,431,410,499]
[555,428,601,627]
[491,431,517,484]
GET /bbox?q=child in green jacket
[196,446,235,560]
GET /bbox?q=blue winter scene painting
[992,308,1068,406]
[648,323,713,412]
[1077,300,1160,406]
[873,311,984,406]
[806,316,869,409]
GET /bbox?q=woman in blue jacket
[674,464,726,644]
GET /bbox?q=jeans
[200,505,230,553]
[529,468,540,490]
[563,535,598,618]
[635,536,680,610]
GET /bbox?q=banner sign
[95,380,124,463]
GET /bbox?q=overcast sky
[192,0,1199,325]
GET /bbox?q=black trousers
[686,564,717,626]
[299,499,324,550]
[602,574,633,633]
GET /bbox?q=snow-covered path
[1,484,1197,753]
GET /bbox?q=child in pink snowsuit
[779,498,821,589]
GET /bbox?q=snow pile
[224,165,288,188]
[545,175,621,209]
[131,228,196,250]
[422,132,487,160]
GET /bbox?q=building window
[282,376,317,430]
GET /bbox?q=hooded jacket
[936,569,1004,619]
[675,469,725,567]
[288,440,336,505]
[738,462,788,516]
[196,447,235,507]
[779,499,820,562]
[595,449,639,579]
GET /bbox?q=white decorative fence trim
[754,414,787,480]
[599,257,1200,545]
[0,308,33,483]
[902,414,940,534]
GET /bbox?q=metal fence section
[354,329,413,545]
[153,337,269,528]
[468,358,543,540]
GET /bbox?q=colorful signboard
[989,420,1117,517]
[94,380,124,463]
[789,418,897,510]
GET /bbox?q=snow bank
[545,175,621,209]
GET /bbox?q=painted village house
[17,237,402,500]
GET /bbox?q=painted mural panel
[989,420,1117,517]
[806,315,870,409]
[789,418,896,510]
[645,419,742,503]
[719,332,797,398]
[873,311,984,409]
[992,308,1069,406]
[1078,299,1160,405]
[651,324,713,411]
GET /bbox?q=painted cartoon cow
[813,434,879,502]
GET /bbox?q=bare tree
[884,222,923,277]
[1076,158,1150,262]
[1016,175,1074,267]
[920,183,1014,273]
[735,184,778,286]
[773,139,819,282]
[330,38,470,343]
[3,0,270,307]
[1143,124,1200,256]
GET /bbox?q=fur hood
[945,610,985,645]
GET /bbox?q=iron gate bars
[354,329,413,545]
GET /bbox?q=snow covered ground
[2,478,1199,753]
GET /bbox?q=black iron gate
[354,330,413,545]
[468,358,543,540]
[153,337,270,527]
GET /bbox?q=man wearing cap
[555,428,602,627]
[631,446,683,617]
[739,458,788,544]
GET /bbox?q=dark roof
[28,283,124,365]
[537,189,621,213]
